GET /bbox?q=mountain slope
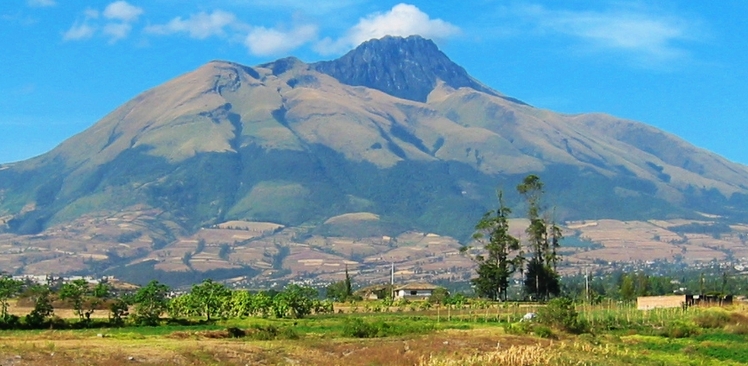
[2,35,748,247]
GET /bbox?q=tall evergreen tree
[463,191,521,301]
[326,266,354,302]
[516,174,561,301]
[523,258,560,301]
[344,266,353,298]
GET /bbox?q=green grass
[624,332,748,366]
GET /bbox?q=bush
[227,327,246,338]
[279,326,300,340]
[536,297,588,334]
[694,310,730,329]
[533,325,555,339]
[0,315,21,330]
[660,321,699,338]
[725,323,748,335]
[503,321,532,335]
[342,318,378,338]
[244,324,299,341]
[342,318,434,338]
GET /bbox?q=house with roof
[394,282,438,300]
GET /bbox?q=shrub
[247,324,282,340]
[503,321,532,335]
[0,315,20,330]
[693,310,730,329]
[342,318,378,338]
[342,318,433,338]
[660,320,699,338]
[226,327,246,338]
[279,326,300,340]
[725,323,748,335]
[536,297,589,334]
[533,325,555,339]
[729,312,748,324]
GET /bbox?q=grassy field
[2,302,748,365]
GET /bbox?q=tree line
[0,276,332,330]
[562,268,746,303]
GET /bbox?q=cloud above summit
[315,3,460,55]
[245,25,318,56]
[139,3,457,57]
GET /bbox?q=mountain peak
[312,35,499,102]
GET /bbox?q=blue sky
[1,0,747,164]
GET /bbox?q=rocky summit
[1,35,748,285]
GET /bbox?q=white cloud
[315,3,460,55]
[245,24,317,56]
[103,22,132,43]
[63,22,96,41]
[62,2,142,43]
[243,0,363,16]
[27,0,56,7]
[514,4,698,64]
[349,3,459,44]
[145,10,238,39]
[84,8,99,19]
[103,1,143,22]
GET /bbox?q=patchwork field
[1,208,747,286]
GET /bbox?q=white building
[394,282,438,300]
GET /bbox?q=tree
[536,297,588,334]
[132,280,170,325]
[524,258,560,300]
[108,298,129,326]
[188,279,231,321]
[0,276,23,321]
[24,284,54,327]
[635,273,650,297]
[427,287,450,304]
[273,284,317,318]
[344,266,353,299]
[517,175,547,262]
[167,294,196,319]
[517,175,561,301]
[548,218,563,271]
[326,266,354,302]
[227,290,254,318]
[218,243,232,261]
[465,191,521,301]
[252,291,273,318]
[59,279,89,321]
[620,274,635,301]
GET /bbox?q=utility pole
[391,262,395,299]
[585,267,590,303]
